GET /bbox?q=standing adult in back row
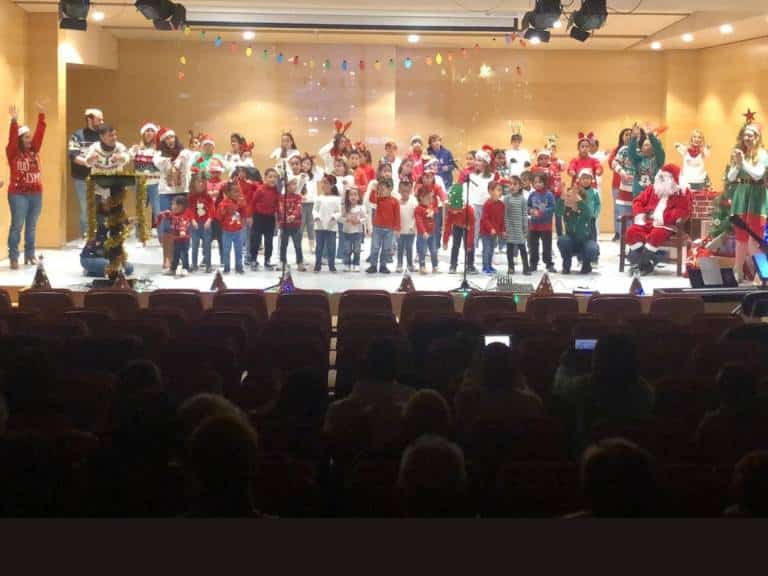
[69,108,104,238]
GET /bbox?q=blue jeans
[80,256,134,277]
[314,229,336,271]
[171,240,190,271]
[344,232,362,266]
[337,221,348,261]
[397,233,415,269]
[146,183,160,227]
[472,203,483,250]
[433,209,443,249]
[557,236,599,273]
[74,178,88,236]
[417,234,438,268]
[370,226,395,270]
[158,194,174,236]
[190,223,213,269]
[8,193,43,262]
[221,229,244,272]
[481,234,498,270]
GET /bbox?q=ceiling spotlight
[135,0,186,31]
[682,33,694,43]
[242,30,255,41]
[407,34,420,43]
[651,41,662,50]
[59,0,90,31]
[567,0,607,42]
[522,0,562,31]
[719,23,733,34]
[524,28,550,43]
[91,10,105,21]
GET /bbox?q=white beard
[654,181,676,198]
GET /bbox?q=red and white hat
[578,167,595,179]
[475,149,492,165]
[85,108,103,119]
[156,127,176,145]
[201,134,215,147]
[17,125,30,137]
[536,148,552,158]
[140,122,158,135]
[658,163,680,185]
[208,158,225,173]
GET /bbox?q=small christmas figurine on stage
[30,254,51,289]
[397,271,416,293]
[535,272,554,296]
[210,269,227,291]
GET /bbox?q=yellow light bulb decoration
[435,52,443,65]
[179,56,186,65]
[246,46,253,57]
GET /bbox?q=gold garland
[86,176,97,242]
[104,190,130,277]
[135,175,149,244]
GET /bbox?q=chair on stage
[399,291,454,332]
[649,295,705,324]
[18,289,75,320]
[148,289,204,320]
[84,290,140,322]
[338,290,392,318]
[586,295,643,323]
[619,213,690,277]
[525,295,579,323]
[212,289,269,323]
[462,293,517,325]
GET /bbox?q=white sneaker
[180,268,188,277]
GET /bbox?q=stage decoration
[30,256,51,290]
[744,108,757,124]
[435,52,443,65]
[278,266,296,294]
[534,272,554,296]
[179,56,186,65]
[629,275,645,296]
[341,59,349,72]
[246,46,253,57]
[293,56,300,65]
[388,58,395,69]
[276,52,284,64]
[324,58,331,70]
[374,59,381,71]
[479,64,493,79]
[262,49,269,60]
[229,42,237,54]
[184,26,191,36]
[210,269,227,291]
[112,270,131,290]
[447,53,454,62]
[707,192,734,241]
[178,71,185,81]
[397,271,416,293]
[426,56,433,66]
[200,30,206,40]
[214,35,222,48]
[404,57,413,70]
[461,48,468,58]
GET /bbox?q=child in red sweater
[278,174,306,271]
[187,172,215,273]
[480,181,506,274]
[567,133,604,186]
[366,176,400,274]
[217,182,250,274]
[415,189,439,274]
[250,168,279,271]
[443,186,477,275]
[158,195,193,277]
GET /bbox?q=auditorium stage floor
[0,233,691,295]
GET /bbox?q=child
[349,149,369,191]
[505,131,532,177]
[415,167,447,249]
[278,174,306,272]
[232,160,263,265]
[415,190,439,274]
[528,173,557,273]
[443,184,477,275]
[250,168,279,271]
[159,195,192,277]
[313,174,341,272]
[217,182,249,274]
[503,175,530,275]
[299,153,322,254]
[367,177,400,274]
[467,148,496,250]
[533,148,565,237]
[333,157,354,262]
[567,132,604,186]
[520,170,534,202]
[207,160,228,267]
[187,172,215,273]
[396,180,418,273]
[494,149,513,182]
[341,186,366,272]
[381,140,402,176]
[576,168,601,244]
[480,181,506,274]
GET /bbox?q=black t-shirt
[69,127,100,180]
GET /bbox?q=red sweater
[416,183,447,205]
[6,114,46,195]
[443,205,475,248]
[353,166,369,190]
[250,183,279,217]
[188,192,216,225]
[415,204,437,236]
[217,197,249,232]
[567,156,603,184]
[369,189,401,231]
[158,211,193,242]
[480,199,506,236]
[278,192,303,229]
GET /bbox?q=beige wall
[0,0,27,258]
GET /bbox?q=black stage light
[524,28,551,43]
[522,0,563,31]
[568,0,608,42]
[135,0,186,31]
[59,0,90,31]
[570,26,591,42]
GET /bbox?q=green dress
[725,148,768,219]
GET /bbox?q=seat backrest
[400,291,454,331]
[526,295,579,322]
[269,307,331,344]
[338,290,393,317]
[148,289,204,320]
[463,294,518,324]
[193,317,249,358]
[337,313,399,347]
[62,309,116,337]
[137,307,190,338]
[84,290,140,322]
[586,295,643,321]
[650,296,705,323]
[18,289,75,319]
[553,314,603,338]
[0,289,11,313]
[276,290,330,318]
[212,289,269,322]
[203,309,265,340]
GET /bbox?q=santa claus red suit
[625,163,692,273]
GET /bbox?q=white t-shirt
[467,173,495,206]
[342,204,367,234]
[313,195,342,231]
[399,196,418,235]
[302,167,324,204]
[505,148,532,177]
[675,144,711,189]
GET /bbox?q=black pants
[506,242,530,273]
[450,227,475,269]
[528,230,553,269]
[280,227,303,265]
[251,213,275,265]
[171,240,190,271]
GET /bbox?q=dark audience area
[1,287,768,518]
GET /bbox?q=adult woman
[675,129,711,192]
[6,103,46,269]
[608,128,632,240]
[627,123,665,198]
[130,122,161,229]
[726,118,768,282]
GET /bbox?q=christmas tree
[31,255,51,289]
[397,271,416,293]
[534,272,554,296]
[210,269,227,291]
[629,275,645,296]
[278,266,295,294]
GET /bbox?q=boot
[639,249,656,275]
[10,259,19,270]
[627,246,645,268]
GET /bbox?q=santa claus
[625,163,692,274]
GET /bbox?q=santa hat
[208,158,225,173]
[423,157,439,173]
[201,134,215,147]
[156,127,176,145]
[85,108,103,119]
[744,124,762,137]
[17,125,30,137]
[537,149,552,158]
[410,135,423,146]
[285,149,301,161]
[475,146,493,165]
[140,122,158,135]
[578,167,594,179]
[577,131,595,145]
[658,164,680,185]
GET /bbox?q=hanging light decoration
[404,56,413,69]
[435,52,443,65]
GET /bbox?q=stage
[0,232,692,298]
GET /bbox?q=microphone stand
[263,158,290,291]
[451,176,481,293]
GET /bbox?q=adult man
[625,163,692,275]
[69,108,104,237]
